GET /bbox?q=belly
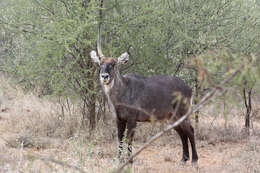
[135,111,173,122]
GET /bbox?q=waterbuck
[90,29,198,164]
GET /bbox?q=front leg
[117,119,126,163]
[126,120,137,164]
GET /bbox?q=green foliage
[196,50,259,90]
[102,0,259,81]
[0,0,259,129]
[1,0,100,98]
[1,0,259,92]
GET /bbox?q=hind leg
[181,121,198,163]
[175,126,189,162]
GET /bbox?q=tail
[189,95,193,111]
[187,95,193,120]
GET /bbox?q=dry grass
[0,76,259,173]
[0,76,81,149]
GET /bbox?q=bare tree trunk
[88,85,96,133]
[82,97,88,129]
[243,87,252,135]
[81,88,97,135]
[223,93,228,129]
[78,55,97,134]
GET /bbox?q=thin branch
[0,20,53,41]
[26,154,88,173]
[115,66,242,173]
[174,61,184,75]
[33,0,55,16]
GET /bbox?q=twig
[33,0,55,16]
[26,154,88,173]
[174,61,184,75]
[115,67,242,173]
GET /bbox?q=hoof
[192,161,198,166]
[191,161,199,170]
[180,159,188,166]
[192,157,198,164]
[181,157,189,163]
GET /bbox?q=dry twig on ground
[26,154,88,173]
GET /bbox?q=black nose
[101,74,109,79]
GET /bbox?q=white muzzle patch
[100,73,114,94]
[100,73,110,85]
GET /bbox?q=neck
[102,68,126,118]
[102,67,126,101]
[114,68,125,87]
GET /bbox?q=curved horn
[97,0,105,59]
[97,23,105,59]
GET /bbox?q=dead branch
[115,67,242,173]
[33,0,55,16]
[26,154,88,173]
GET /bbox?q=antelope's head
[90,26,129,85]
[90,51,129,85]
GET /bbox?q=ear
[90,50,101,65]
[117,52,129,65]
